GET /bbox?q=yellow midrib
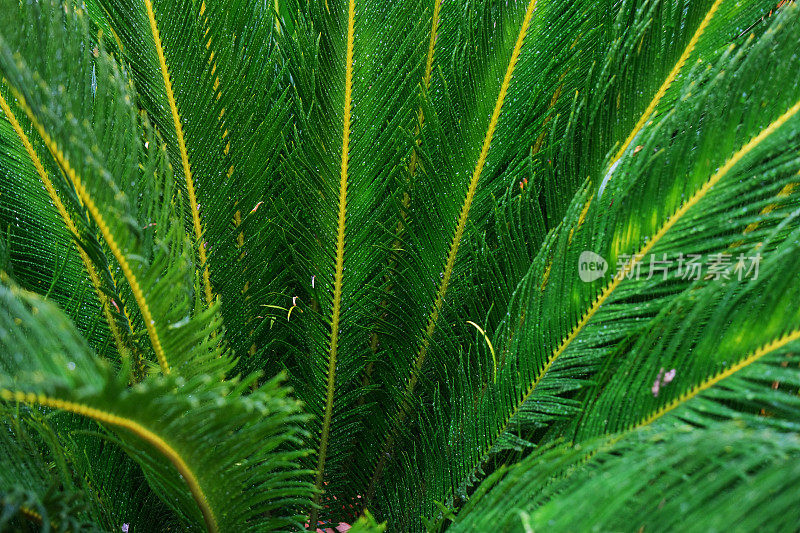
[568,326,800,474]
[484,0,733,451]
[635,327,800,429]
[310,0,355,526]
[17,505,44,525]
[198,1,244,267]
[143,0,214,306]
[0,389,218,533]
[492,95,800,455]
[0,89,132,365]
[608,0,723,170]
[423,0,441,89]
[13,92,172,375]
[366,0,541,502]
[410,0,539,405]
[564,2,724,267]
[403,0,441,181]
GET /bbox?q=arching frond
[0,82,136,365]
[2,0,799,530]
[83,0,296,361]
[377,2,800,525]
[275,0,432,523]
[0,0,231,379]
[0,279,312,532]
[451,423,800,532]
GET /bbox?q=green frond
[0,407,96,532]
[0,0,232,380]
[376,3,800,525]
[2,0,800,529]
[0,404,175,532]
[451,422,800,532]
[83,0,296,362]
[275,0,433,521]
[0,279,313,532]
[576,219,800,440]
[0,82,133,363]
[367,0,616,509]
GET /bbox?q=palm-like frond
[2,0,800,530]
[0,279,312,531]
[0,72,132,363]
[376,0,800,525]
[364,0,619,511]
[0,405,175,532]
[84,0,298,363]
[0,0,232,379]
[451,422,800,532]
[275,0,431,521]
[575,216,800,440]
[0,407,97,532]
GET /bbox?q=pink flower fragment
[304,522,351,532]
[651,368,677,397]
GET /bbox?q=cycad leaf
[451,423,800,532]
[0,80,135,363]
[84,0,295,361]
[378,2,800,524]
[0,408,95,532]
[486,0,800,476]
[479,0,800,489]
[0,404,175,532]
[366,0,614,506]
[275,0,431,521]
[576,217,800,440]
[0,0,231,379]
[0,279,313,532]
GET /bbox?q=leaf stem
[310,0,356,528]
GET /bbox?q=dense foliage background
[1,0,800,531]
